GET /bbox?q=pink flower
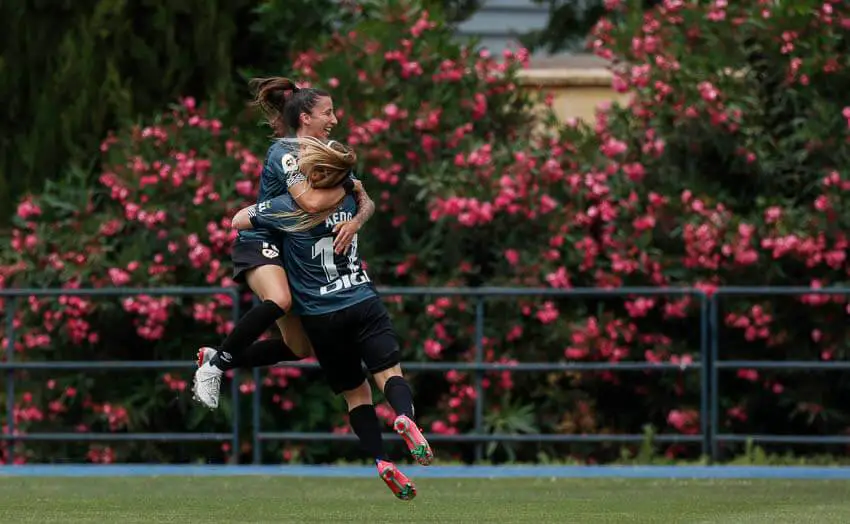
[536,302,559,324]
[565,347,588,359]
[727,406,748,422]
[431,420,450,434]
[539,195,558,214]
[383,103,400,119]
[764,206,782,223]
[600,137,628,157]
[545,267,570,288]
[611,74,629,93]
[506,325,523,342]
[235,180,254,197]
[737,369,759,382]
[667,409,699,434]
[16,198,41,219]
[424,339,442,359]
[623,163,646,182]
[625,298,655,318]
[108,268,131,286]
[410,11,435,37]
[697,81,719,101]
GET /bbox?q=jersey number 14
[311,235,371,296]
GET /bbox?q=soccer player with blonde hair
[231,137,433,501]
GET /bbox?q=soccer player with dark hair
[192,78,375,409]
[229,137,433,501]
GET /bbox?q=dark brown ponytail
[249,77,300,137]
[249,77,331,137]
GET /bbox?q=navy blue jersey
[249,193,375,316]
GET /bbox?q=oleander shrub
[2,0,849,464]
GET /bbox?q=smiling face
[299,95,338,139]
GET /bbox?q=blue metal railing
[251,287,709,464]
[2,285,848,465]
[710,286,850,459]
[0,287,242,464]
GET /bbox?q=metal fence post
[4,298,16,465]
[229,291,241,465]
[698,292,711,463]
[473,298,485,463]
[248,294,262,465]
[709,294,720,463]
[252,366,261,465]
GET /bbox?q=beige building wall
[517,54,630,123]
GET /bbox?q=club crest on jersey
[261,242,279,259]
[281,153,298,174]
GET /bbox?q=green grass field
[1,477,849,523]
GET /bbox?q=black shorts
[231,239,285,283]
[299,296,401,394]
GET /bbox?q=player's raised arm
[289,175,349,214]
[232,195,301,232]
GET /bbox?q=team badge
[281,153,298,174]
[261,242,279,259]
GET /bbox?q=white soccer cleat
[192,347,223,409]
[197,346,216,368]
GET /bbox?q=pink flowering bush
[580,0,850,460]
[0,100,333,464]
[290,0,850,462]
[2,0,850,464]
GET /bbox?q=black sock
[211,300,285,371]
[383,376,415,419]
[348,404,387,461]
[232,338,304,369]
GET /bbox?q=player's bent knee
[342,381,373,410]
[372,364,403,391]
[245,266,293,312]
[252,285,292,313]
[265,294,292,313]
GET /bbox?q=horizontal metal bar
[4,285,838,299]
[0,361,199,370]
[0,361,701,372]
[376,286,703,297]
[1,286,838,299]
[0,433,234,442]
[266,362,699,372]
[0,287,236,297]
[715,361,850,370]
[714,287,850,296]
[715,434,850,444]
[257,432,702,443]
[327,362,700,372]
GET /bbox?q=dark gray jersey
[237,139,299,243]
[249,193,375,316]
